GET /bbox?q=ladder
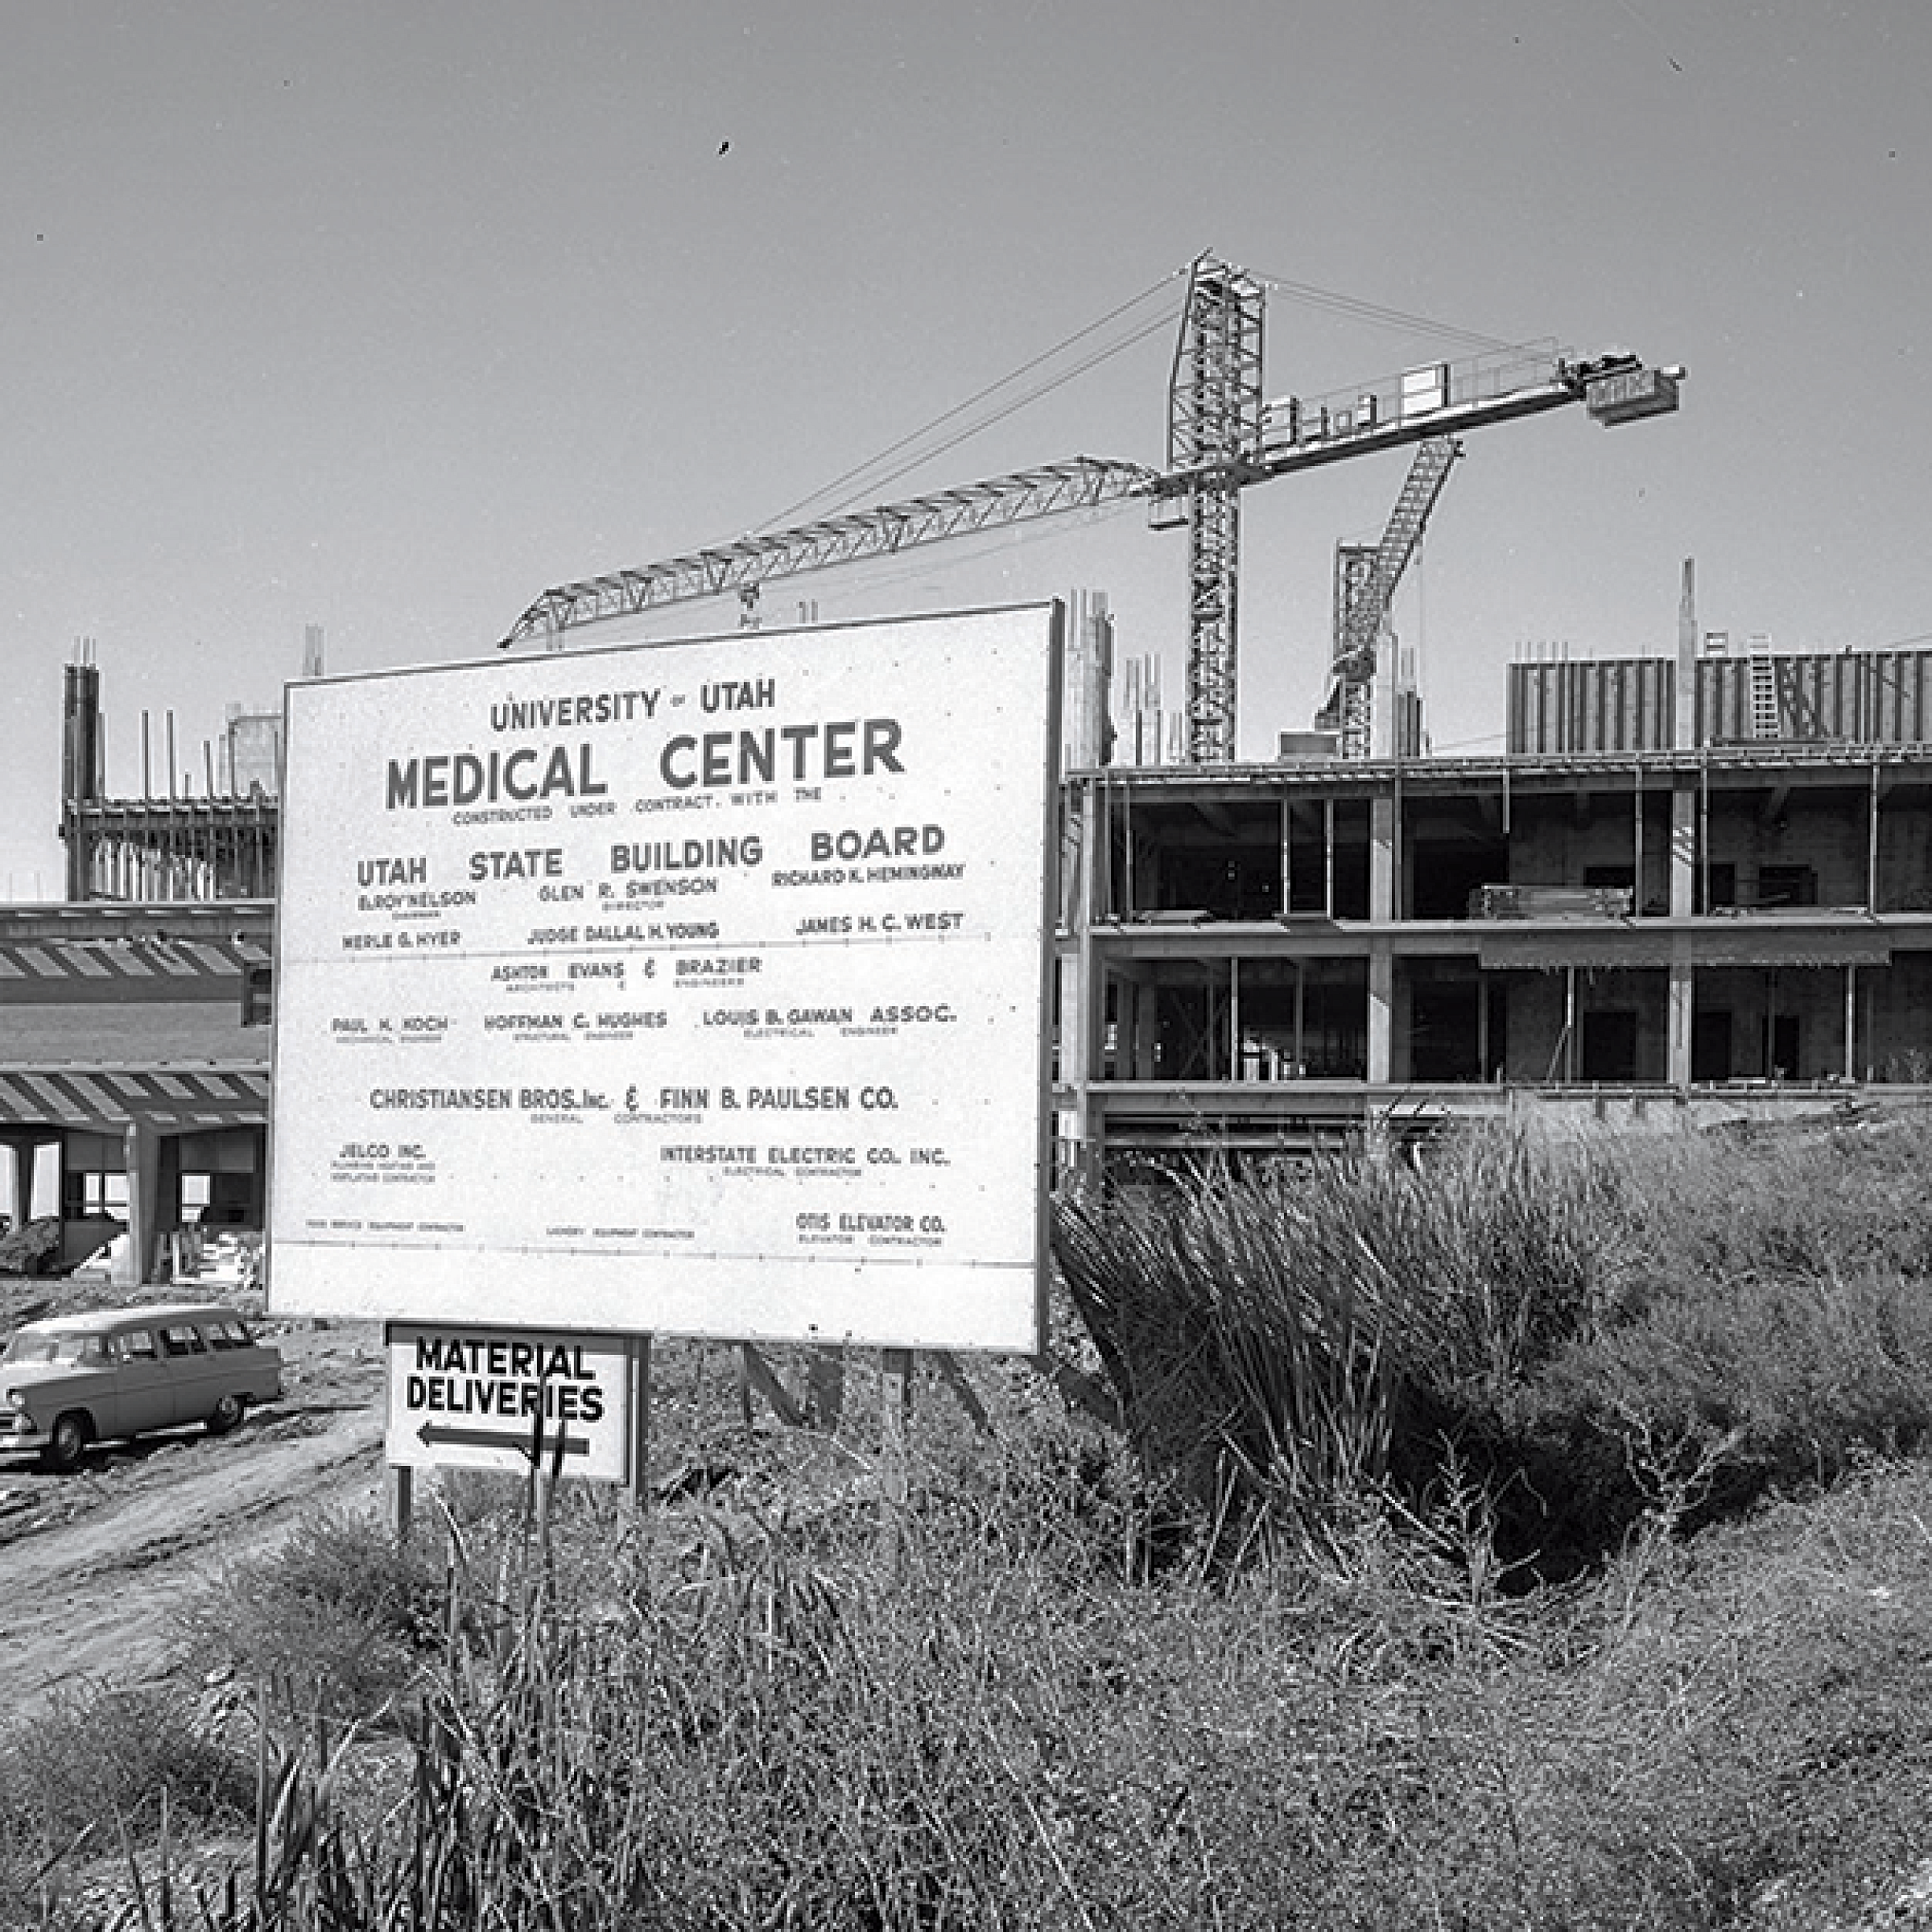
[1748,649,1781,738]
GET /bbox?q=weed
[18,1113,1932,1926]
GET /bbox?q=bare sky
[3,1,1927,894]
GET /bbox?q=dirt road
[0,1289,389,1707]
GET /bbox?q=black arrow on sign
[416,1421,591,1459]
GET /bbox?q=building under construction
[1056,584,1932,1164]
[0,656,282,1282]
[15,584,1932,1278]
[488,259,1932,1160]
[59,650,284,903]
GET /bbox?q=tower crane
[1317,436,1460,760]
[498,255,1682,763]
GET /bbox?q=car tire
[206,1393,245,1437]
[43,1411,89,1473]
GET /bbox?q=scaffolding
[60,658,281,903]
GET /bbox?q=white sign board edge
[266,600,1062,1356]
[384,1322,634,1481]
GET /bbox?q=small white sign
[386,1323,633,1482]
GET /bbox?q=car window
[115,1330,159,1362]
[3,1328,96,1365]
[160,1325,208,1356]
[206,1319,247,1351]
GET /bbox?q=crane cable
[756,258,1528,543]
[756,269,1184,533]
[811,308,1174,518]
[1250,267,1522,355]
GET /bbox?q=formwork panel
[1506,660,1673,755]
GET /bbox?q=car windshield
[2,1328,106,1366]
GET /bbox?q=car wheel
[206,1393,245,1437]
[43,1411,89,1473]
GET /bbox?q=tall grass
[1058,1111,1932,1572]
[27,1450,1932,1930]
[12,1107,1932,1927]
[1054,1168,1399,1554]
[1056,1123,1633,1558]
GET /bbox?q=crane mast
[498,255,1682,766]
[1151,257,1266,766]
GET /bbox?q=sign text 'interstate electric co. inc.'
[268,603,1062,1352]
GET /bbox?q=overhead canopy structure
[0,899,275,1280]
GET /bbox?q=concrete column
[1664,612,1698,1099]
[1063,779,1105,1154]
[1844,964,1858,1080]
[1063,591,1113,772]
[1670,782,1697,919]
[1564,968,1579,1084]
[5,1139,31,1225]
[1633,770,1646,914]
[1675,558,1699,752]
[1868,765,1881,912]
[1229,957,1242,1082]
[1667,933,1695,1088]
[1389,960,1411,1085]
[1369,793,1397,923]
[118,1118,161,1289]
[1368,943,1394,1084]
[1373,617,1397,760]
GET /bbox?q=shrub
[174,1505,445,1722]
[1538,1264,1932,1521]
[0,1682,253,1922]
[1615,1108,1932,1298]
[1057,1109,1932,1575]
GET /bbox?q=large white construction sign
[269,605,1060,1351]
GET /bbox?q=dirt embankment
[0,1278,389,1707]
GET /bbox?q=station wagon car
[2,1302,283,1471]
